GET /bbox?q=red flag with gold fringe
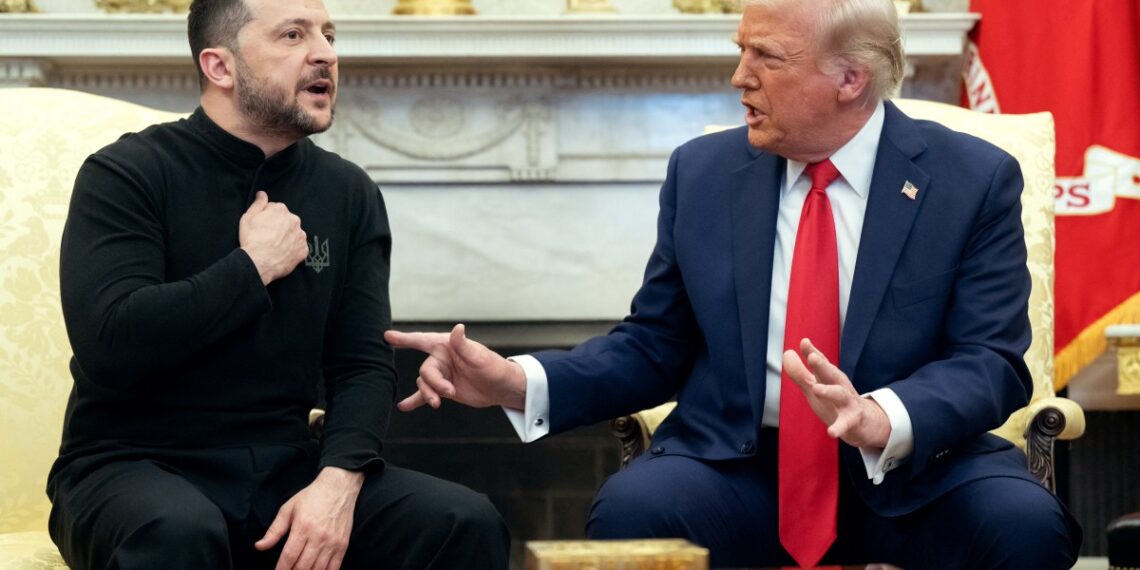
[964,0,1140,388]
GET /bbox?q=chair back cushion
[0,88,185,533]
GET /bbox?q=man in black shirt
[47,0,510,568]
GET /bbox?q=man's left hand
[255,466,364,570]
[782,338,891,449]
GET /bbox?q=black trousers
[47,444,510,570]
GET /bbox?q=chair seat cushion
[0,531,67,569]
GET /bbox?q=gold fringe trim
[1055,290,1140,390]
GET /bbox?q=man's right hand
[240,191,309,285]
[384,324,528,412]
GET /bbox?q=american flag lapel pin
[901,180,919,200]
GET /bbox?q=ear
[836,64,872,104]
[199,47,236,91]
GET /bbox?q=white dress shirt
[506,101,913,485]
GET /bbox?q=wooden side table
[1106,325,1140,396]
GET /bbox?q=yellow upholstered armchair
[0,88,186,567]
[612,99,1086,494]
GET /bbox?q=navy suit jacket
[537,101,1039,516]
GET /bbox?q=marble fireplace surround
[0,13,977,339]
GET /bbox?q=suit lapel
[840,102,930,378]
[731,149,784,423]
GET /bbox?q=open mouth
[303,80,333,96]
[742,101,764,125]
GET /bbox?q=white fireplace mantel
[0,12,978,324]
[0,13,977,65]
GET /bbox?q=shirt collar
[187,107,305,171]
[785,100,885,198]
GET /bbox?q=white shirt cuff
[502,354,551,443]
[858,387,914,485]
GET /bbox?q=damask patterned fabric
[0,88,185,566]
[0,533,67,570]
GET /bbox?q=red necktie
[778,159,841,569]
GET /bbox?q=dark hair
[187,0,253,90]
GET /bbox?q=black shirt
[54,108,396,474]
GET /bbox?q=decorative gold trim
[392,0,475,16]
[95,0,190,13]
[0,0,37,13]
[1117,345,1140,395]
[1108,329,1140,396]
[565,0,617,14]
[1055,290,1140,390]
[672,0,740,14]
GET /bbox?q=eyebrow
[731,33,774,48]
[274,18,337,33]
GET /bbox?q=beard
[234,55,334,138]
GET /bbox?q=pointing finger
[384,329,447,353]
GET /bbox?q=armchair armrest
[1024,397,1085,492]
[991,396,1085,493]
[1024,396,1086,442]
[610,402,677,469]
[612,397,1084,495]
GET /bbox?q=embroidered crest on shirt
[901,180,919,200]
[306,235,330,273]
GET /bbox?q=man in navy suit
[386,0,1080,567]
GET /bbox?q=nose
[309,34,338,68]
[731,55,757,90]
